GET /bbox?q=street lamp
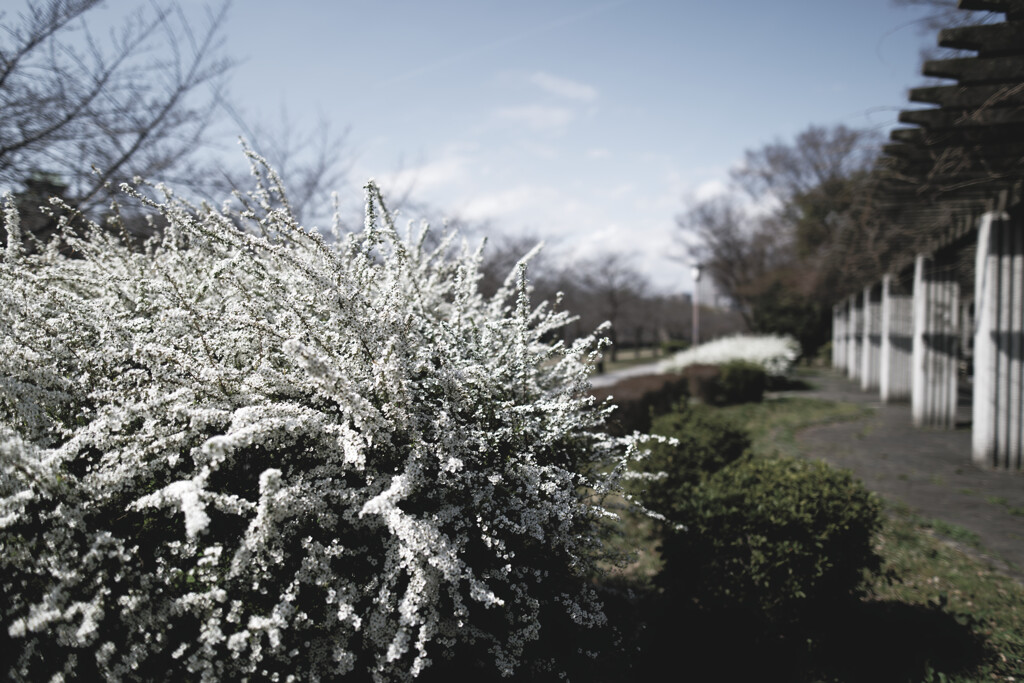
[691,263,702,346]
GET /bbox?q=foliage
[655,455,883,623]
[716,360,767,404]
[659,333,800,377]
[745,278,831,360]
[0,158,646,681]
[620,387,1022,681]
[677,124,883,358]
[638,405,750,510]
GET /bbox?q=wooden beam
[898,106,1024,128]
[909,83,1024,108]
[958,0,1024,13]
[924,55,1024,84]
[883,140,1024,167]
[889,123,1024,147]
[939,22,1024,54]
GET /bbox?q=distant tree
[675,194,787,329]
[732,124,880,258]
[573,252,649,362]
[475,231,549,299]
[0,0,233,213]
[1,171,74,254]
[679,124,884,357]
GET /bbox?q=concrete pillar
[880,273,913,402]
[847,293,862,380]
[832,303,845,371]
[911,252,960,429]
[973,208,1024,469]
[861,284,882,391]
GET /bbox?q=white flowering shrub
[0,161,643,681]
[658,334,801,377]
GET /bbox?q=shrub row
[590,359,770,436]
[681,360,768,405]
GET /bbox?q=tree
[573,252,649,362]
[678,124,884,357]
[0,0,232,213]
[676,194,787,329]
[732,124,880,258]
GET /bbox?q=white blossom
[0,156,641,681]
[658,333,801,376]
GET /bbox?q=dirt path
[790,369,1024,584]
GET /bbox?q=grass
[600,388,1024,682]
[711,395,871,459]
[868,505,1024,681]
[986,495,1024,518]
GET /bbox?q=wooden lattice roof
[878,0,1024,260]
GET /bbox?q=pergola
[832,0,1024,469]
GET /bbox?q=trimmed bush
[680,361,767,405]
[717,360,767,404]
[654,454,883,623]
[681,364,721,404]
[659,333,800,377]
[637,406,750,512]
[0,161,644,681]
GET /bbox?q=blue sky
[128,1,943,292]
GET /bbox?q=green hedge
[637,405,883,625]
[717,360,767,404]
[639,406,750,512]
[655,454,882,623]
[681,360,767,405]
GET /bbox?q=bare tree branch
[0,0,233,213]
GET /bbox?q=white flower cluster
[658,334,801,377]
[0,158,638,681]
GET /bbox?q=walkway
[791,369,1024,584]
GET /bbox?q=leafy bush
[641,406,750,494]
[0,160,643,681]
[679,361,766,405]
[717,360,767,404]
[654,454,883,623]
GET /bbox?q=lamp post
[691,263,702,346]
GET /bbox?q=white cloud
[372,155,469,197]
[693,178,730,202]
[495,105,574,131]
[529,72,598,102]
[588,147,610,159]
[459,185,557,222]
